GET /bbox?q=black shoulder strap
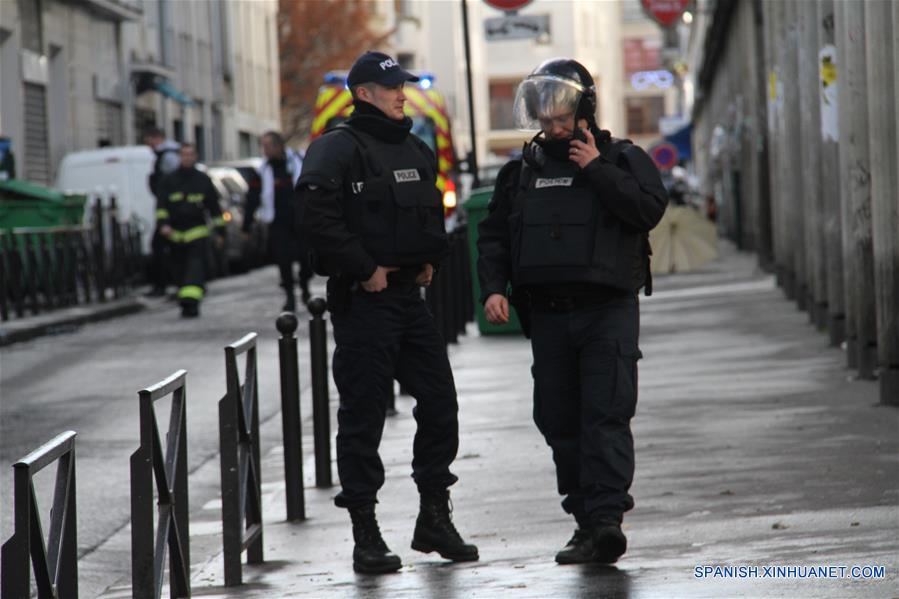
[408,134,438,181]
[328,124,381,178]
[517,160,532,193]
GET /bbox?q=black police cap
[347,51,420,87]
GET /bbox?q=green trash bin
[465,186,523,335]
[0,179,87,230]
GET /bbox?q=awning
[153,79,195,107]
[664,122,692,162]
[133,70,195,106]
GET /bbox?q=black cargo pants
[171,238,208,305]
[529,293,641,525]
[330,283,459,509]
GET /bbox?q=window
[238,131,252,158]
[19,0,43,54]
[623,37,662,77]
[625,96,664,135]
[489,80,518,131]
[622,0,646,22]
[173,119,184,142]
[194,125,205,160]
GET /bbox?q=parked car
[212,157,263,190]
[205,165,266,272]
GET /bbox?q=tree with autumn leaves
[279,0,391,145]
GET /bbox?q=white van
[56,145,156,254]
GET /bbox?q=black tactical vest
[511,146,630,289]
[338,127,447,267]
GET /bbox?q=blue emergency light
[322,71,436,90]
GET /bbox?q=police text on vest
[393,169,421,183]
[535,177,574,188]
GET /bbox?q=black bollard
[386,381,397,416]
[276,312,305,520]
[308,297,332,488]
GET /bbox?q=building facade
[365,0,626,169]
[685,0,898,403]
[0,0,279,185]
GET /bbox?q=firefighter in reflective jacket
[155,143,226,317]
[477,59,667,565]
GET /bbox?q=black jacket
[155,167,225,243]
[297,104,443,282]
[477,138,667,302]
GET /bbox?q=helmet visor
[512,75,585,131]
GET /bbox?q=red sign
[484,0,533,12]
[641,0,690,27]
[649,142,679,171]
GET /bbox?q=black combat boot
[591,519,627,564]
[348,505,402,574]
[411,489,479,562]
[555,527,595,564]
[180,300,200,318]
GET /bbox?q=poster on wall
[819,44,838,142]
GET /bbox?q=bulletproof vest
[511,152,605,284]
[512,138,651,293]
[338,126,447,267]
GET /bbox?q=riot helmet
[512,58,597,132]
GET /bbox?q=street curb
[0,298,145,347]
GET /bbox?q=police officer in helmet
[297,51,478,574]
[478,58,667,564]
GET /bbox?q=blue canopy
[664,122,692,162]
[153,79,195,106]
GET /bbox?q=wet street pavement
[2,243,897,597]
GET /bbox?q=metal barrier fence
[130,370,190,599]
[1,431,78,599]
[0,196,142,321]
[0,226,478,595]
[219,333,264,586]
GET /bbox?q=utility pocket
[519,197,593,268]
[358,181,393,241]
[392,182,446,258]
[591,209,620,272]
[612,341,642,420]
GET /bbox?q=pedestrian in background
[144,127,181,297]
[297,51,478,574]
[243,131,311,311]
[477,58,667,565]
[155,143,226,317]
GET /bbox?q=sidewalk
[0,295,145,346]
[119,243,898,597]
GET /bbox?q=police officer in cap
[477,58,667,564]
[297,51,478,574]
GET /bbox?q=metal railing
[219,333,264,586]
[1,431,78,599]
[0,197,142,321]
[130,370,190,599]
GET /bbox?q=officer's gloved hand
[484,293,510,325]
